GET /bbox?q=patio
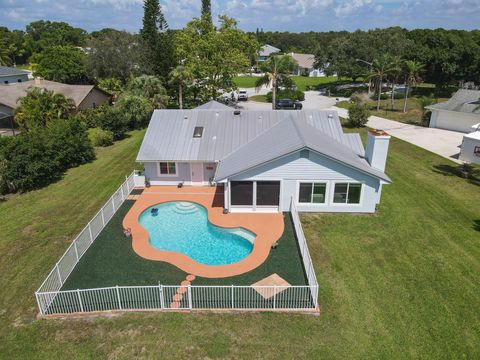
[123,185,285,278]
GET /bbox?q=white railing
[34,181,319,315]
[290,197,319,309]
[35,171,137,312]
[36,284,317,315]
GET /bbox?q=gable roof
[259,45,281,57]
[0,66,29,78]
[427,89,480,114]
[0,79,108,109]
[195,100,230,110]
[290,53,316,69]
[215,115,390,183]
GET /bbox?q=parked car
[238,89,248,101]
[275,98,303,110]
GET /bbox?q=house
[0,78,111,127]
[427,89,480,133]
[0,66,30,84]
[258,44,281,63]
[459,123,480,164]
[137,106,392,213]
[289,53,325,77]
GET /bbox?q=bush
[348,98,371,127]
[0,118,95,194]
[115,94,153,129]
[73,105,109,128]
[266,89,305,103]
[97,107,129,140]
[88,127,114,147]
[380,92,406,100]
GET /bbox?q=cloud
[334,0,372,16]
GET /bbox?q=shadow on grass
[473,220,480,232]
[432,164,480,186]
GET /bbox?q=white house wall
[430,109,480,133]
[460,136,480,164]
[229,151,382,213]
[144,162,217,185]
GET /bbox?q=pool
[138,201,256,266]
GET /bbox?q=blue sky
[1,0,479,33]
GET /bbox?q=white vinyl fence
[290,197,319,309]
[35,180,319,315]
[35,171,136,313]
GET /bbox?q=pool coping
[123,186,285,278]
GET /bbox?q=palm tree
[387,56,402,108]
[169,64,193,109]
[0,39,12,66]
[14,88,76,131]
[255,55,296,110]
[403,60,424,113]
[366,55,397,112]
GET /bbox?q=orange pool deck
[123,186,285,278]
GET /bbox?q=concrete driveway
[331,106,464,163]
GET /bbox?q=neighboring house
[289,53,325,77]
[137,106,392,213]
[0,78,111,126]
[0,66,29,84]
[427,89,480,133]
[258,44,281,63]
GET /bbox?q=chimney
[365,130,391,172]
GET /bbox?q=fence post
[101,208,106,226]
[274,286,277,310]
[77,289,84,312]
[159,284,165,309]
[88,222,94,244]
[112,196,116,212]
[231,285,234,309]
[55,263,63,285]
[35,292,44,315]
[73,241,79,262]
[116,285,122,310]
[187,285,192,309]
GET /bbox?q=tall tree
[367,55,397,111]
[255,54,296,109]
[402,60,424,113]
[201,0,212,24]
[140,0,173,79]
[169,65,193,109]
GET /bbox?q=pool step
[172,202,199,214]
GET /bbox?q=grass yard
[249,94,268,102]
[1,126,479,358]
[233,75,344,91]
[337,97,448,125]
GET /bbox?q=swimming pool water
[138,201,255,266]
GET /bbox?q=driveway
[331,106,464,163]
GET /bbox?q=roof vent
[234,110,241,116]
[193,126,204,138]
[328,114,333,119]
[215,112,219,117]
[184,115,188,120]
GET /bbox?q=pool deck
[123,186,285,278]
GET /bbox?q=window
[298,182,326,204]
[230,181,253,206]
[158,162,176,175]
[333,183,362,204]
[256,181,280,206]
[193,126,204,138]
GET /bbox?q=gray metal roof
[0,66,29,77]
[259,45,281,57]
[427,89,480,114]
[137,109,354,162]
[194,100,230,110]
[215,115,390,183]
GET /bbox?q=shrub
[115,94,153,129]
[88,127,114,147]
[73,105,109,128]
[348,97,371,127]
[266,89,305,103]
[0,118,95,194]
[97,107,129,140]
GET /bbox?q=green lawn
[337,97,448,125]
[233,75,344,91]
[249,94,268,103]
[1,126,479,358]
